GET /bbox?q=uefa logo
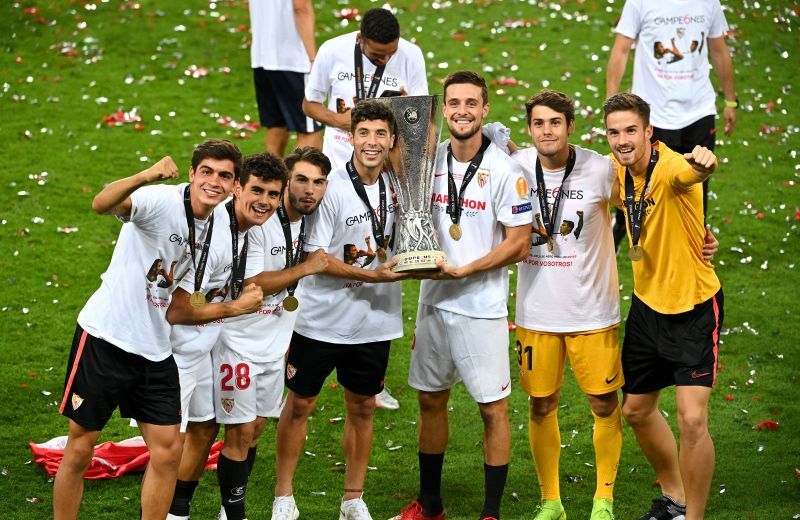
[404,107,419,124]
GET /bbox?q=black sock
[246,446,258,476]
[217,453,249,520]
[418,452,444,516]
[480,463,508,519]
[168,479,199,516]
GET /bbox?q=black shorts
[622,289,724,394]
[652,114,716,154]
[253,68,323,133]
[59,324,181,430]
[284,332,390,398]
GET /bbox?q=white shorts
[212,346,284,424]
[409,304,512,403]
[179,355,215,432]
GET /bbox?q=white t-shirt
[419,141,532,319]
[218,213,304,363]
[78,183,204,362]
[305,31,428,170]
[513,146,621,333]
[249,0,310,72]
[172,203,253,371]
[294,167,403,343]
[615,0,729,129]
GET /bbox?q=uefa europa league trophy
[378,95,445,272]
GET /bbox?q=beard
[448,122,482,142]
[289,191,318,216]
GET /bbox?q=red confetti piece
[134,123,144,132]
[795,469,800,478]
[784,180,796,187]
[336,7,358,20]
[508,321,516,331]
[101,109,142,126]
[752,420,779,430]
[756,212,765,219]
[725,394,734,401]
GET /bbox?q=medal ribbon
[225,200,248,300]
[354,41,385,101]
[346,159,389,252]
[277,203,305,299]
[446,135,491,226]
[624,148,659,251]
[534,145,577,240]
[183,185,215,295]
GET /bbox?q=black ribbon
[446,135,491,226]
[346,159,390,252]
[354,41,385,101]
[534,145,577,241]
[225,199,248,300]
[183,185,214,295]
[624,148,660,250]
[277,203,305,298]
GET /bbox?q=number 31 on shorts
[516,340,533,372]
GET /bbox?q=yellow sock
[593,404,622,500]
[529,408,560,500]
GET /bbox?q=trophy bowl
[378,95,445,273]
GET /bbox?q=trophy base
[391,250,445,273]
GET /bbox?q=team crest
[221,397,235,414]
[477,172,489,188]
[71,393,84,410]
[286,363,297,380]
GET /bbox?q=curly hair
[360,8,400,44]
[241,152,288,190]
[350,100,396,135]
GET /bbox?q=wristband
[724,97,739,109]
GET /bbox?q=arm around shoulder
[166,285,264,326]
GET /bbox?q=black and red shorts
[622,289,724,394]
[59,324,181,430]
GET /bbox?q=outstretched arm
[418,224,531,280]
[245,248,328,294]
[92,156,179,218]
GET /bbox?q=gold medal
[189,291,206,308]
[283,295,299,312]
[377,248,387,263]
[449,223,462,241]
[628,245,644,262]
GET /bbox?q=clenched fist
[146,156,180,183]
[684,146,718,178]
[235,283,264,315]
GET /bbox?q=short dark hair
[603,92,651,127]
[191,138,242,179]
[360,8,400,44]
[241,152,288,191]
[350,100,396,135]
[525,90,575,126]
[443,70,488,105]
[284,146,332,177]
